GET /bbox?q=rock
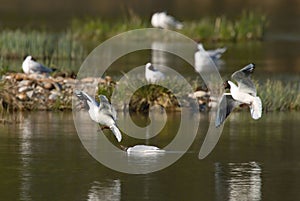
[28,73,47,80]
[26,90,34,99]
[48,93,58,101]
[15,73,27,81]
[81,77,96,83]
[18,80,33,87]
[18,86,33,93]
[43,82,53,90]
[16,93,27,101]
[3,75,13,80]
[35,85,45,93]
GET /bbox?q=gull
[145,62,165,83]
[151,12,183,30]
[194,43,226,71]
[197,43,227,60]
[120,145,165,154]
[75,90,122,142]
[215,63,262,127]
[22,55,54,74]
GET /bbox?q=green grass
[257,79,300,111]
[0,29,87,61]
[71,10,267,43]
[95,78,300,113]
[0,10,267,72]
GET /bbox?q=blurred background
[1,0,300,34]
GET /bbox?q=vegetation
[0,30,87,61]
[257,79,300,111]
[71,10,267,43]
[0,11,267,65]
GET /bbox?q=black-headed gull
[194,43,227,71]
[75,90,122,142]
[120,145,165,154]
[145,62,165,83]
[22,55,54,74]
[215,63,262,127]
[151,12,183,30]
[197,43,227,60]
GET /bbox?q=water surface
[0,111,299,200]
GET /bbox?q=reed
[0,30,86,61]
[257,79,300,111]
[71,10,267,43]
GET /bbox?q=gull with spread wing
[215,63,262,127]
[75,90,122,142]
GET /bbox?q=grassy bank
[257,80,300,111]
[71,10,267,43]
[0,11,267,63]
[0,73,299,113]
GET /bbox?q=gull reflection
[87,180,121,201]
[151,41,170,66]
[19,115,33,201]
[215,161,262,201]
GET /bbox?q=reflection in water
[87,180,121,201]
[151,42,169,66]
[215,162,262,201]
[19,117,33,201]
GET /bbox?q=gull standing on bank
[215,63,262,127]
[151,12,183,30]
[75,90,122,142]
[22,55,54,74]
[145,62,165,83]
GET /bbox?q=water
[0,111,299,200]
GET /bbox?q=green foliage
[0,29,86,60]
[257,79,300,111]
[70,10,267,44]
[181,11,267,42]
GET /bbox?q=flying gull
[75,90,122,142]
[215,63,262,127]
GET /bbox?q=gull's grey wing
[74,90,99,110]
[215,94,241,127]
[165,15,182,29]
[29,60,52,73]
[231,63,256,96]
[99,95,117,120]
[207,47,227,59]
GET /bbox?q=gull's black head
[223,80,230,90]
[23,54,29,60]
[23,55,37,61]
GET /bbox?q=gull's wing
[29,60,52,73]
[207,47,227,59]
[165,15,183,29]
[99,95,117,121]
[231,63,257,96]
[74,90,99,110]
[215,94,241,127]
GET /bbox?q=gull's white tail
[110,125,122,142]
[250,97,262,119]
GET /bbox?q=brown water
[0,111,299,200]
